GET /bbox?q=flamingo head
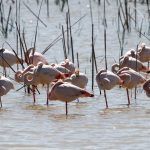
[49,81,64,101]
[15,70,24,82]
[75,69,80,76]
[119,73,131,86]
[24,71,36,85]
[111,64,119,74]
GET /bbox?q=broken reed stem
[134,44,138,100]
[67,2,74,63]
[134,0,137,27]
[18,0,24,69]
[5,5,11,38]
[89,0,98,73]
[22,28,30,65]
[92,24,95,91]
[104,28,107,70]
[76,52,79,69]
[104,0,107,70]
[62,25,67,59]
[139,19,143,38]
[46,0,50,17]
[66,12,70,55]
[0,0,4,33]
[16,0,19,70]
[124,0,129,32]
[118,6,125,31]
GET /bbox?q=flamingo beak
[81,90,94,97]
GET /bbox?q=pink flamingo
[96,69,122,108]
[117,67,146,105]
[65,70,88,89]
[0,48,23,76]
[137,43,150,62]
[15,64,35,83]
[112,56,149,73]
[0,76,14,108]
[48,81,94,115]
[59,59,75,74]
[25,48,49,66]
[143,79,150,97]
[119,49,139,60]
[23,62,69,105]
[51,63,72,75]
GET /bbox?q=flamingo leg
[126,88,130,105]
[104,90,108,108]
[46,84,49,106]
[32,85,36,104]
[134,86,137,99]
[27,85,30,94]
[65,102,68,116]
[3,67,6,77]
[0,97,2,108]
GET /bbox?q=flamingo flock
[1,43,150,115]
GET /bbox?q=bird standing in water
[96,69,122,108]
[48,81,94,115]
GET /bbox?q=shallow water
[0,0,150,149]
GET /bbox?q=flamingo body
[0,48,22,67]
[65,71,88,89]
[117,67,146,89]
[59,59,75,74]
[112,56,148,73]
[96,70,122,90]
[49,81,93,102]
[137,43,150,62]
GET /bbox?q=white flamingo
[96,69,122,108]
[0,76,14,108]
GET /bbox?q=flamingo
[65,70,88,89]
[143,79,150,97]
[0,48,23,76]
[112,56,149,73]
[15,64,35,83]
[122,49,139,59]
[25,48,49,66]
[96,69,122,108]
[51,63,72,75]
[48,81,94,115]
[117,67,146,105]
[23,62,69,105]
[59,59,75,74]
[0,76,14,108]
[137,43,150,62]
